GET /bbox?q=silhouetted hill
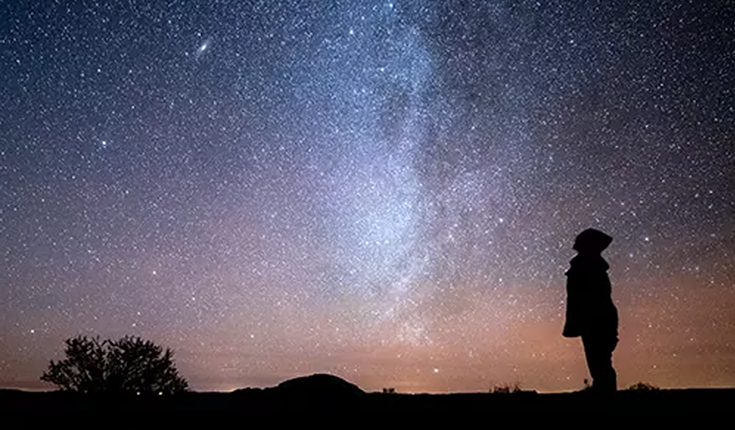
[229,373,364,408]
[275,373,364,398]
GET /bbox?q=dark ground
[2,373,731,411]
[2,388,733,411]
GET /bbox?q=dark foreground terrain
[2,374,732,411]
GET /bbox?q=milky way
[1,0,734,392]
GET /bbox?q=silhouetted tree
[41,335,188,395]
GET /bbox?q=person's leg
[582,335,601,390]
[582,335,617,394]
[599,335,618,393]
[595,343,615,393]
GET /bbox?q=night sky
[1,0,734,393]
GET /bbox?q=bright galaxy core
[1,1,734,393]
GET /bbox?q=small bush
[490,383,521,394]
[626,382,660,391]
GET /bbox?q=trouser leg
[582,335,617,393]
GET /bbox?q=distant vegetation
[41,335,188,395]
[580,380,660,392]
[625,382,660,391]
[490,382,522,394]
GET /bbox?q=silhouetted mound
[274,373,364,402]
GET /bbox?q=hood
[573,228,613,254]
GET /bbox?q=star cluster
[1,0,734,392]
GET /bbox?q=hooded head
[573,228,612,254]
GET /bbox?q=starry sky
[1,0,734,393]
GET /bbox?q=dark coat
[562,253,618,338]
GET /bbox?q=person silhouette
[562,228,618,395]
